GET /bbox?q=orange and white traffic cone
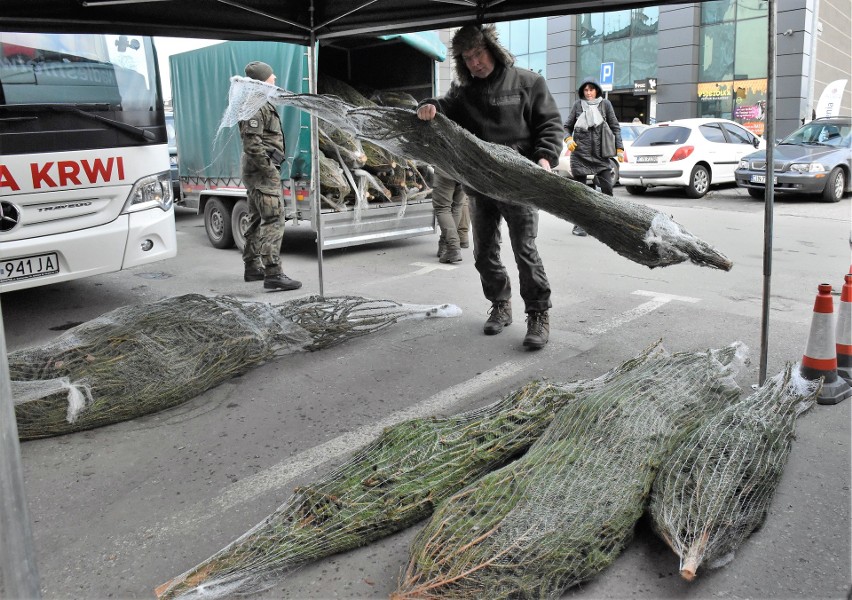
[800,283,851,405]
[836,273,852,385]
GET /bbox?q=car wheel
[686,165,710,198]
[747,188,765,199]
[820,167,845,203]
[204,197,235,249]
[609,159,620,185]
[625,185,647,196]
[231,199,250,252]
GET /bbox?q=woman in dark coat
[563,78,623,236]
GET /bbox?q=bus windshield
[0,32,158,110]
[0,32,165,152]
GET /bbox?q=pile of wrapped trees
[10,294,460,440]
[154,341,821,600]
[316,76,431,211]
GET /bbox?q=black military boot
[264,273,302,291]
[523,311,550,350]
[437,236,447,258]
[244,264,265,282]
[483,300,512,335]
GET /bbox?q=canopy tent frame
[0,1,782,597]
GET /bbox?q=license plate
[636,156,658,163]
[751,175,777,184]
[1,252,60,283]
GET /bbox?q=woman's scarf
[574,97,604,131]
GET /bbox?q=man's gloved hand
[616,149,625,162]
[566,137,577,153]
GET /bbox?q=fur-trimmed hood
[450,24,515,84]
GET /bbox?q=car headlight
[124,171,174,213]
[789,162,826,173]
[738,159,749,169]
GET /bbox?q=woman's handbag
[600,120,617,158]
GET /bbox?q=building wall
[654,4,699,122]
[811,0,852,118]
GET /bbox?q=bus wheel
[204,197,235,249]
[231,199,250,252]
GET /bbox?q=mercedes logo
[0,200,22,233]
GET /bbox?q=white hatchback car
[619,118,765,198]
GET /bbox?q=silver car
[735,117,851,202]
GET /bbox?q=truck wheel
[231,199,250,252]
[820,167,844,203]
[204,197,235,249]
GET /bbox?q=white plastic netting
[155,341,668,600]
[393,343,747,599]
[648,364,821,580]
[219,77,733,271]
[155,342,747,600]
[10,294,460,440]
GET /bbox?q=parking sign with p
[600,62,614,91]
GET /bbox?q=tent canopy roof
[1,0,683,43]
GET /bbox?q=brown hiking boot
[483,300,512,335]
[523,311,550,350]
[264,273,302,291]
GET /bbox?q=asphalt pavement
[2,183,850,600]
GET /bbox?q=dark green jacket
[239,101,284,194]
[425,63,563,169]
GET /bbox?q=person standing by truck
[239,61,302,291]
[416,24,562,350]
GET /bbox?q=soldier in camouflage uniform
[240,61,302,291]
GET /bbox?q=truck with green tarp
[169,36,445,250]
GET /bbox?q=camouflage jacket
[239,101,285,194]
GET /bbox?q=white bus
[0,32,176,292]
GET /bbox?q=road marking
[585,289,700,336]
[215,352,547,511]
[365,262,458,285]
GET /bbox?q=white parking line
[586,289,700,336]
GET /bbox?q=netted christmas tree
[394,344,746,599]
[648,364,821,580]
[11,294,459,440]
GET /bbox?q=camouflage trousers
[242,188,284,276]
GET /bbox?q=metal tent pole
[308,32,325,298]
[0,298,42,599]
[759,0,778,385]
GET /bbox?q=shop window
[734,17,768,79]
[700,22,735,82]
[632,7,659,36]
[529,18,547,53]
[577,43,603,81]
[604,10,632,40]
[702,0,737,24]
[603,39,631,88]
[578,13,604,46]
[630,35,657,81]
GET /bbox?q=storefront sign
[633,78,657,95]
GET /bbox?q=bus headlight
[124,171,174,213]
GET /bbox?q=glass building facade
[576,8,659,92]
[495,18,548,77]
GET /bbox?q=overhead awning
[378,31,446,62]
